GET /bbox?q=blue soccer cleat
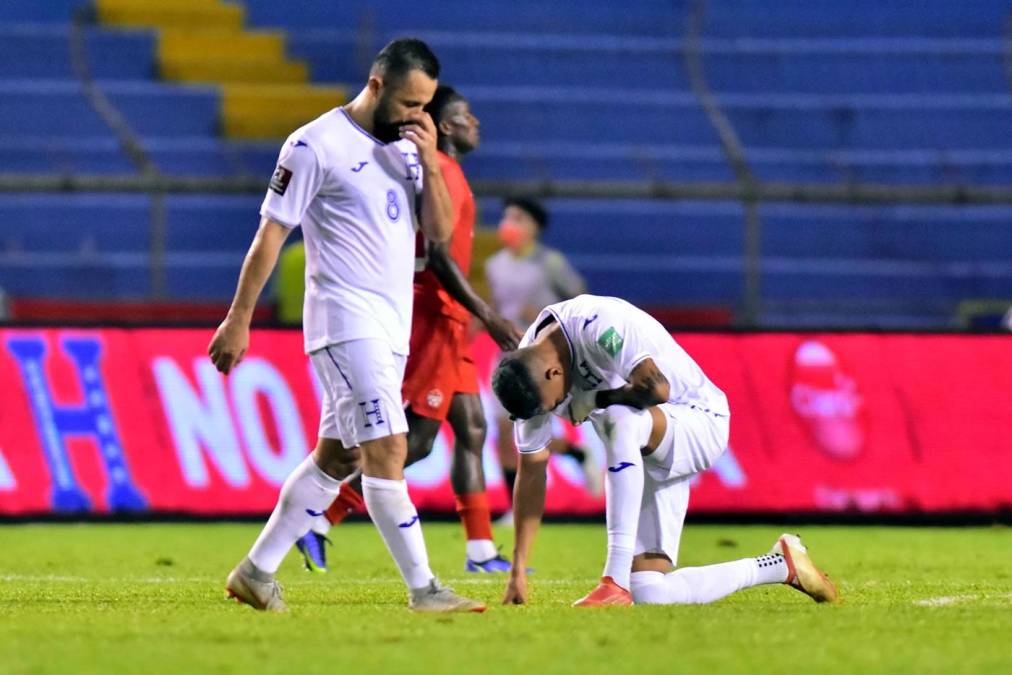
[465,553,512,573]
[295,532,331,573]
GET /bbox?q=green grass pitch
[1,522,1010,674]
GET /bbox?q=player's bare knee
[360,434,408,479]
[455,416,486,457]
[313,438,360,480]
[632,552,673,574]
[448,395,487,454]
[406,430,437,464]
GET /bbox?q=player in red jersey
[296,85,523,572]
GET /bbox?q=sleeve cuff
[260,209,299,229]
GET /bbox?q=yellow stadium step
[221,84,347,139]
[469,229,503,301]
[97,0,345,140]
[96,0,244,31]
[162,58,308,85]
[158,29,306,85]
[159,30,287,62]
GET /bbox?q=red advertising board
[1,328,1009,516]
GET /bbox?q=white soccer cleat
[770,533,841,604]
[225,557,288,612]
[408,579,487,613]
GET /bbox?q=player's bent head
[368,39,440,143]
[492,353,544,421]
[371,38,440,88]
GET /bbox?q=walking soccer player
[490,294,841,606]
[208,38,485,613]
[294,84,523,573]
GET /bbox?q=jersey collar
[545,308,576,371]
[339,107,387,147]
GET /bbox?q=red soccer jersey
[413,151,475,323]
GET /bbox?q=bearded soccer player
[491,294,841,607]
[209,39,484,613]
[296,85,523,573]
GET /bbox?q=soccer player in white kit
[491,295,840,607]
[208,39,484,613]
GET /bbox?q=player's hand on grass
[484,313,523,352]
[400,112,439,167]
[502,571,529,605]
[208,316,249,374]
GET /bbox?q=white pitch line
[913,594,978,607]
[0,574,575,586]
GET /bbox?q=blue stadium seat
[3,0,85,24]
[1,0,1010,325]
[0,25,156,80]
[244,0,684,37]
[702,42,1007,94]
[0,194,150,253]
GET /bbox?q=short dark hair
[424,84,465,131]
[372,38,440,85]
[491,355,543,420]
[504,197,548,231]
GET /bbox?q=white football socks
[362,475,435,590]
[248,454,341,574]
[595,406,652,590]
[310,514,332,536]
[630,554,789,605]
[466,539,498,562]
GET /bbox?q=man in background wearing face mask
[485,199,591,522]
[209,38,485,613]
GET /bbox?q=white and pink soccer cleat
[770,533,841,604]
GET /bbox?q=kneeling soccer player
[491,294,840,607]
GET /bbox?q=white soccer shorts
[310,338,409,448]
[634,403,730,565]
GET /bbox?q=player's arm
[595,358,670,410]
[503,447,549,605]
[208,218,291,374]
[401,112,453,243]
[427,243,522,351]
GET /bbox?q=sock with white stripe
[630,555,789,605]
[362,475,434,590]
[248,454,341,574]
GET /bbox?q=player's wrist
[225,306,253,325]
[476,305,495,326]
[417,151,439,170]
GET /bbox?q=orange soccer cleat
[572,576,633,607]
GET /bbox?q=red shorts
[402,311,479,421]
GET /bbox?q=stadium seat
[0,0,1010,326]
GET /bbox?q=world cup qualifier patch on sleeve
[269,165,293,195]
[598,327,624,356]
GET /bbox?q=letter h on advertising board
[6,335,147,513]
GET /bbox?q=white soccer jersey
[260,108,424,355]
[513,294,729,454]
